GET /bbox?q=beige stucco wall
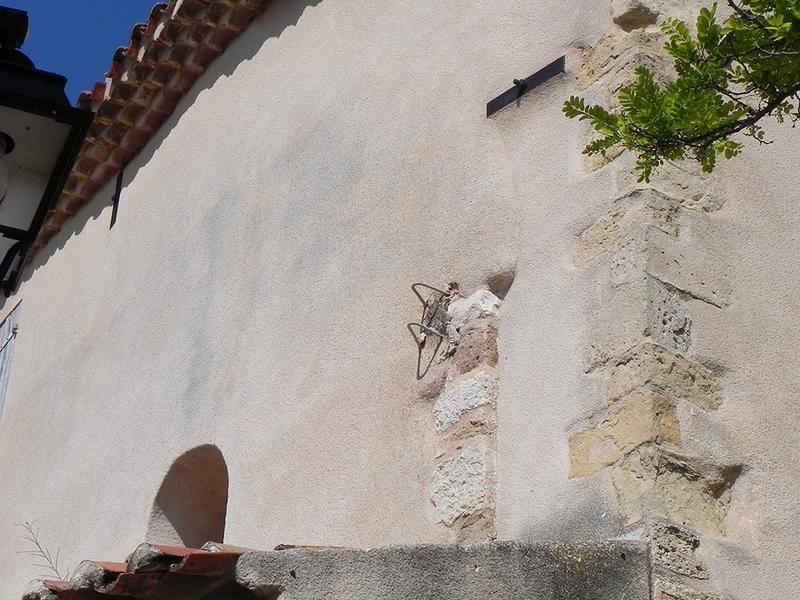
[0,1,798,598]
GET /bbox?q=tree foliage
[564,1,800,181]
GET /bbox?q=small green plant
[564,1,800,181]
[19,521,72,581]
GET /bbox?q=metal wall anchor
[407,283,451,380]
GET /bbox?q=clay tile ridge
[30,0,270,257]
[22,543,248,599]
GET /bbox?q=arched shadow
[13,0,324,297]
[146,444,229,548]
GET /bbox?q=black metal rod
[110,166,124,229]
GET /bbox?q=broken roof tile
[23,543,247,600]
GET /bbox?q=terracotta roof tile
[30,0,270,256]
[24,543,247,600]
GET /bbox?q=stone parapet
[235,541,651,600]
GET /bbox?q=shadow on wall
[16,0,324,292]
[146,444,229,548]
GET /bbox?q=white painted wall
[0,1,797,598]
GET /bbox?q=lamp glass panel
[0,105,70,231]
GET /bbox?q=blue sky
[5,1,158,103]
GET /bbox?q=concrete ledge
[235,541,651,600]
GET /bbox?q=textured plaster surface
[0,0,797,598]
[0,3,608,594]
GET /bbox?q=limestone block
[576,189,680,266]
[431,444,494,525]
[612,0,661,30]
[583,141,626,173]
[655,579,731,599]
[642,517,709,579]
[569,389,679,477]
[615,162,727,212]
[453,317,498,374]
[605,47,674,98]
[447,290,501,332]
[610,226,731,307]
[439,404,497,445]
[433,370,498,432]
[587,275,691,371]
[453,507,496,543]
[606,342,721,409]
[578,30,663,89]
[612,444,741,535]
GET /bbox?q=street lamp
[0,6,92,295]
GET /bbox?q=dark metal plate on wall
[486,55,566,117]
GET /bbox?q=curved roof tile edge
[31,0,270,257]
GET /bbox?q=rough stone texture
[615,162,727,212]
[587,276,691,370]
[569,388,679,477]
[453,318,499,374]
[655,579,731,599]
[433,370,498,432]
[452,507,496,543]
[576,190,680,266]
[578,30,663,89]
[431,443,494,525]
[439,405,497,445]
[612,444,741,534]
[447,290,501,333]
[583,142,626,173]
[68,561,110,590]
[235,541,652,600]
[611,226,731,307]
[641,518,709,580]
[611,0,661,30]
[21,583,56,600]
[606,342,721,409]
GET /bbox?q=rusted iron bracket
[407,283,452,380]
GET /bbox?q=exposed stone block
[439,405,497,445]
[655,579,732,599]
[576,189,680,266]
[569,389,679,477]
[606,343,721,409]
[615,163,727,212]
[647,518,708,579]
[612,444,741,534]
[583,141,626,172]
[610,226,731,307]
[587,276,691,370]
[447,290,500,332]
[611,0,660,30]
[605,47,674,98]
[453,317,499,374]
[453,507,496,543]
[433,370,498,432]
[578,30,663,89]
[431,443,494,526]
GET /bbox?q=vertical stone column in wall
[568,2,742,597]
[424,289,502,543]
